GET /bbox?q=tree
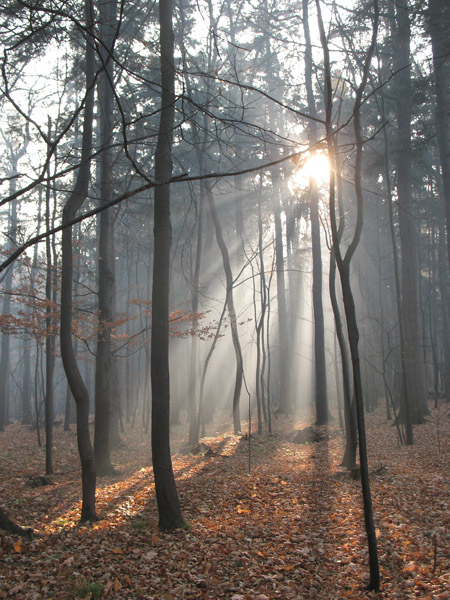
[428,0,450,273]
[150,0,184,531]
[60,0,98,522]
[317,0,380,590]
[94,0,119,477]
[45,128,56,475]
[302,0,328,425]
[393,0,428,425]
[0,118,29,431]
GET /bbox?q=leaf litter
[0,405,449,599]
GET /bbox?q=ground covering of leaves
[1,405,449,599]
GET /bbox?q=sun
[292,152,331,189]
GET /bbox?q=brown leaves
[1,410,450,598]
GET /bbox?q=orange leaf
[114,578,122,592]
[13,539,22,553]
[237,507,251,514]
[111,547,123,554]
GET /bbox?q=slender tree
[0,123,29,430]
[302,0,328,424]
[316,0,380,590]
[151,0,184,531]
[45,125,55,475]
[60,0,97,522]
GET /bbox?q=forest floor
[0,404,450,600]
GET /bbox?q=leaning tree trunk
[330,142,357,467]
[205,185,243,435]
[59,0,97,522]
[151,0,184,531]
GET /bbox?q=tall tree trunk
[151,0,184,531]
[302,0,328,424]
[428,0,450,273]
[437,217,450,396]
[272,181,290,414]
[60,0,97,522]
[394,0,428,424]
[45,134,55,475]
[375,39,413,443]
[330,143,357,466]
[188,188,203,443]
[94,0,118,476]
[21,336,32,425]
[0,171,18,430]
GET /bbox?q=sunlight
[292,152,331,189]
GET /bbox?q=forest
[0,0,449,597]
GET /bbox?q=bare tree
[150,0,184,531]
[316,0,380,590]
[60,0,97,522]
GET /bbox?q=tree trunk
[60,0,97,522]
[428,0,450,273]
[394,0,428,424]
[206,185,243,435]
[21,338,32,426]
[188,184,204,443]
[94,0,118,476]
[272,182,290,414]
[330,250,356,468]
[151,0,184,531]
[0,175,18,430]
[302,0,328,424]
[45,141,55,476]
[0,506,32,538]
